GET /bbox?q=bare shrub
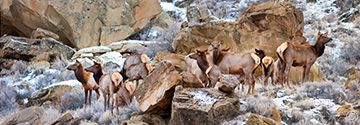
[60,86,86,112]
[0,81,19,121]
[40,107,62,124]
[299,81,346,100]
[339,41,360,65]
[245,95,275,117]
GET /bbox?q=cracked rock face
[1,0,162,49]
[170,87,241,125]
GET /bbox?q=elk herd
[67,31,332,114]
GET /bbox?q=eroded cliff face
[0,0,162,49]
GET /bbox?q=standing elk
[189,49,224,88]
[120,53,150,80]
[125,62,153,88]
[115,81,136,114]
[209,41,260,95]
[276,31,332,86]
[254,49,282,87]
[85,61,123,115]
[185,48,230,87]
[67,60,100,108]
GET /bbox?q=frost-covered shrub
[245,95,275,116]
[60,86,85,112]
[299,81,346,100]
[0,81,19,120]
[339,41,360,65]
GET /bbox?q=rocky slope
[1,0,360,124]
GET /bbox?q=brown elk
[125,63,153,88]
[277,31,332,86]
[209,41,260,95]
[67,60,100,108]
[189,49,224,88]
[115,81,136,113]
[85,61,123,114]
[120,53,150,80]
[185,48,230,87]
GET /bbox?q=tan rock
[47,112,73,125]
[170,87,240,125]
[180,71,204,88]
[245,113,278,125]
[218,74,239,93]
[31,28,60,40]
[1,0,162,49]
[134,60,182,113]
[154,52,186,72]
[337,104,358,117]
[71,46,112,60]
[107,41,147,54]
[100,25,134,46]
[121,113,166,125]
[2,106,44,125]
[345,72,360,89]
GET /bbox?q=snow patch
[44,80,81,89]
[189,90,218,105]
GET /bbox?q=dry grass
[245,95,275,117]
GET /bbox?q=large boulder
[172,1,305,57]
[1,0,162,48]
[134,60,182,114]
[172,1,325,83]
[2,106,44,125]
[180,71,204,88]
[154,51,186,72]
[0,36,75,61]
[169,86,241,125]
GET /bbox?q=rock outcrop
[171,1,324,83]
[180,71,204,88]
[154,52,187,72]
[134,60,182,114]
[0,36,75,61]
[1,0,162,48]
[172,1,305,56]
[245,113,278,125]
[2,106,44,125]
[218,74,239,93]
[170,86,241,125]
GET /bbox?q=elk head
[317,31,333,44]
[67,60,81,70]
[189,49,208,59]
[208,40,224,50]
[254,48,266,59]
[85,61,102,73]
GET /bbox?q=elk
[209,41,260,95]
[277,31,332,86]
[85,61,123,114]
[125,63,153,88]
[115,81,136,114]
[189,49,224,88]
[67,60,100,108]
[185,48,230,87]
[120,53,150,80]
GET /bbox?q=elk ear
[207,41,212,45]
[196,49,201,53]
[255,48,260,52]
[220,40,224,45]
[203,49,208,52]
[223,47,230,51]
[76,60,80,63]
[324,32,328,36]
[318,31,321,37]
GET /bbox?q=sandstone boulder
[134,60,182,114]
[2,106,44,125]
[1,0,162,48]
[180,71,204,88]
[154,52,186,72]
[46,112,73,125]
[169,86,240,125]
[218,74,239,93]
[71,46,112,60]
[245,113,278,125]
[121,113,166,125]
[172,1,305,57]
[30,28,60,40]
[345,72,360,90]
[0,36,75,61]
[107,41,148,54]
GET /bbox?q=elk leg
[103,93,107,112]
[107,94,110,111]
[284,63,292,88]
[250,75,255,95]
[136,80,140,89]
[84,89,88,108]
[95,89,100,100]
[305,65,311,83]
[264,75,269,87]
[111,93,114,115]
[302,65,306,85]
[89,90,92,106]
